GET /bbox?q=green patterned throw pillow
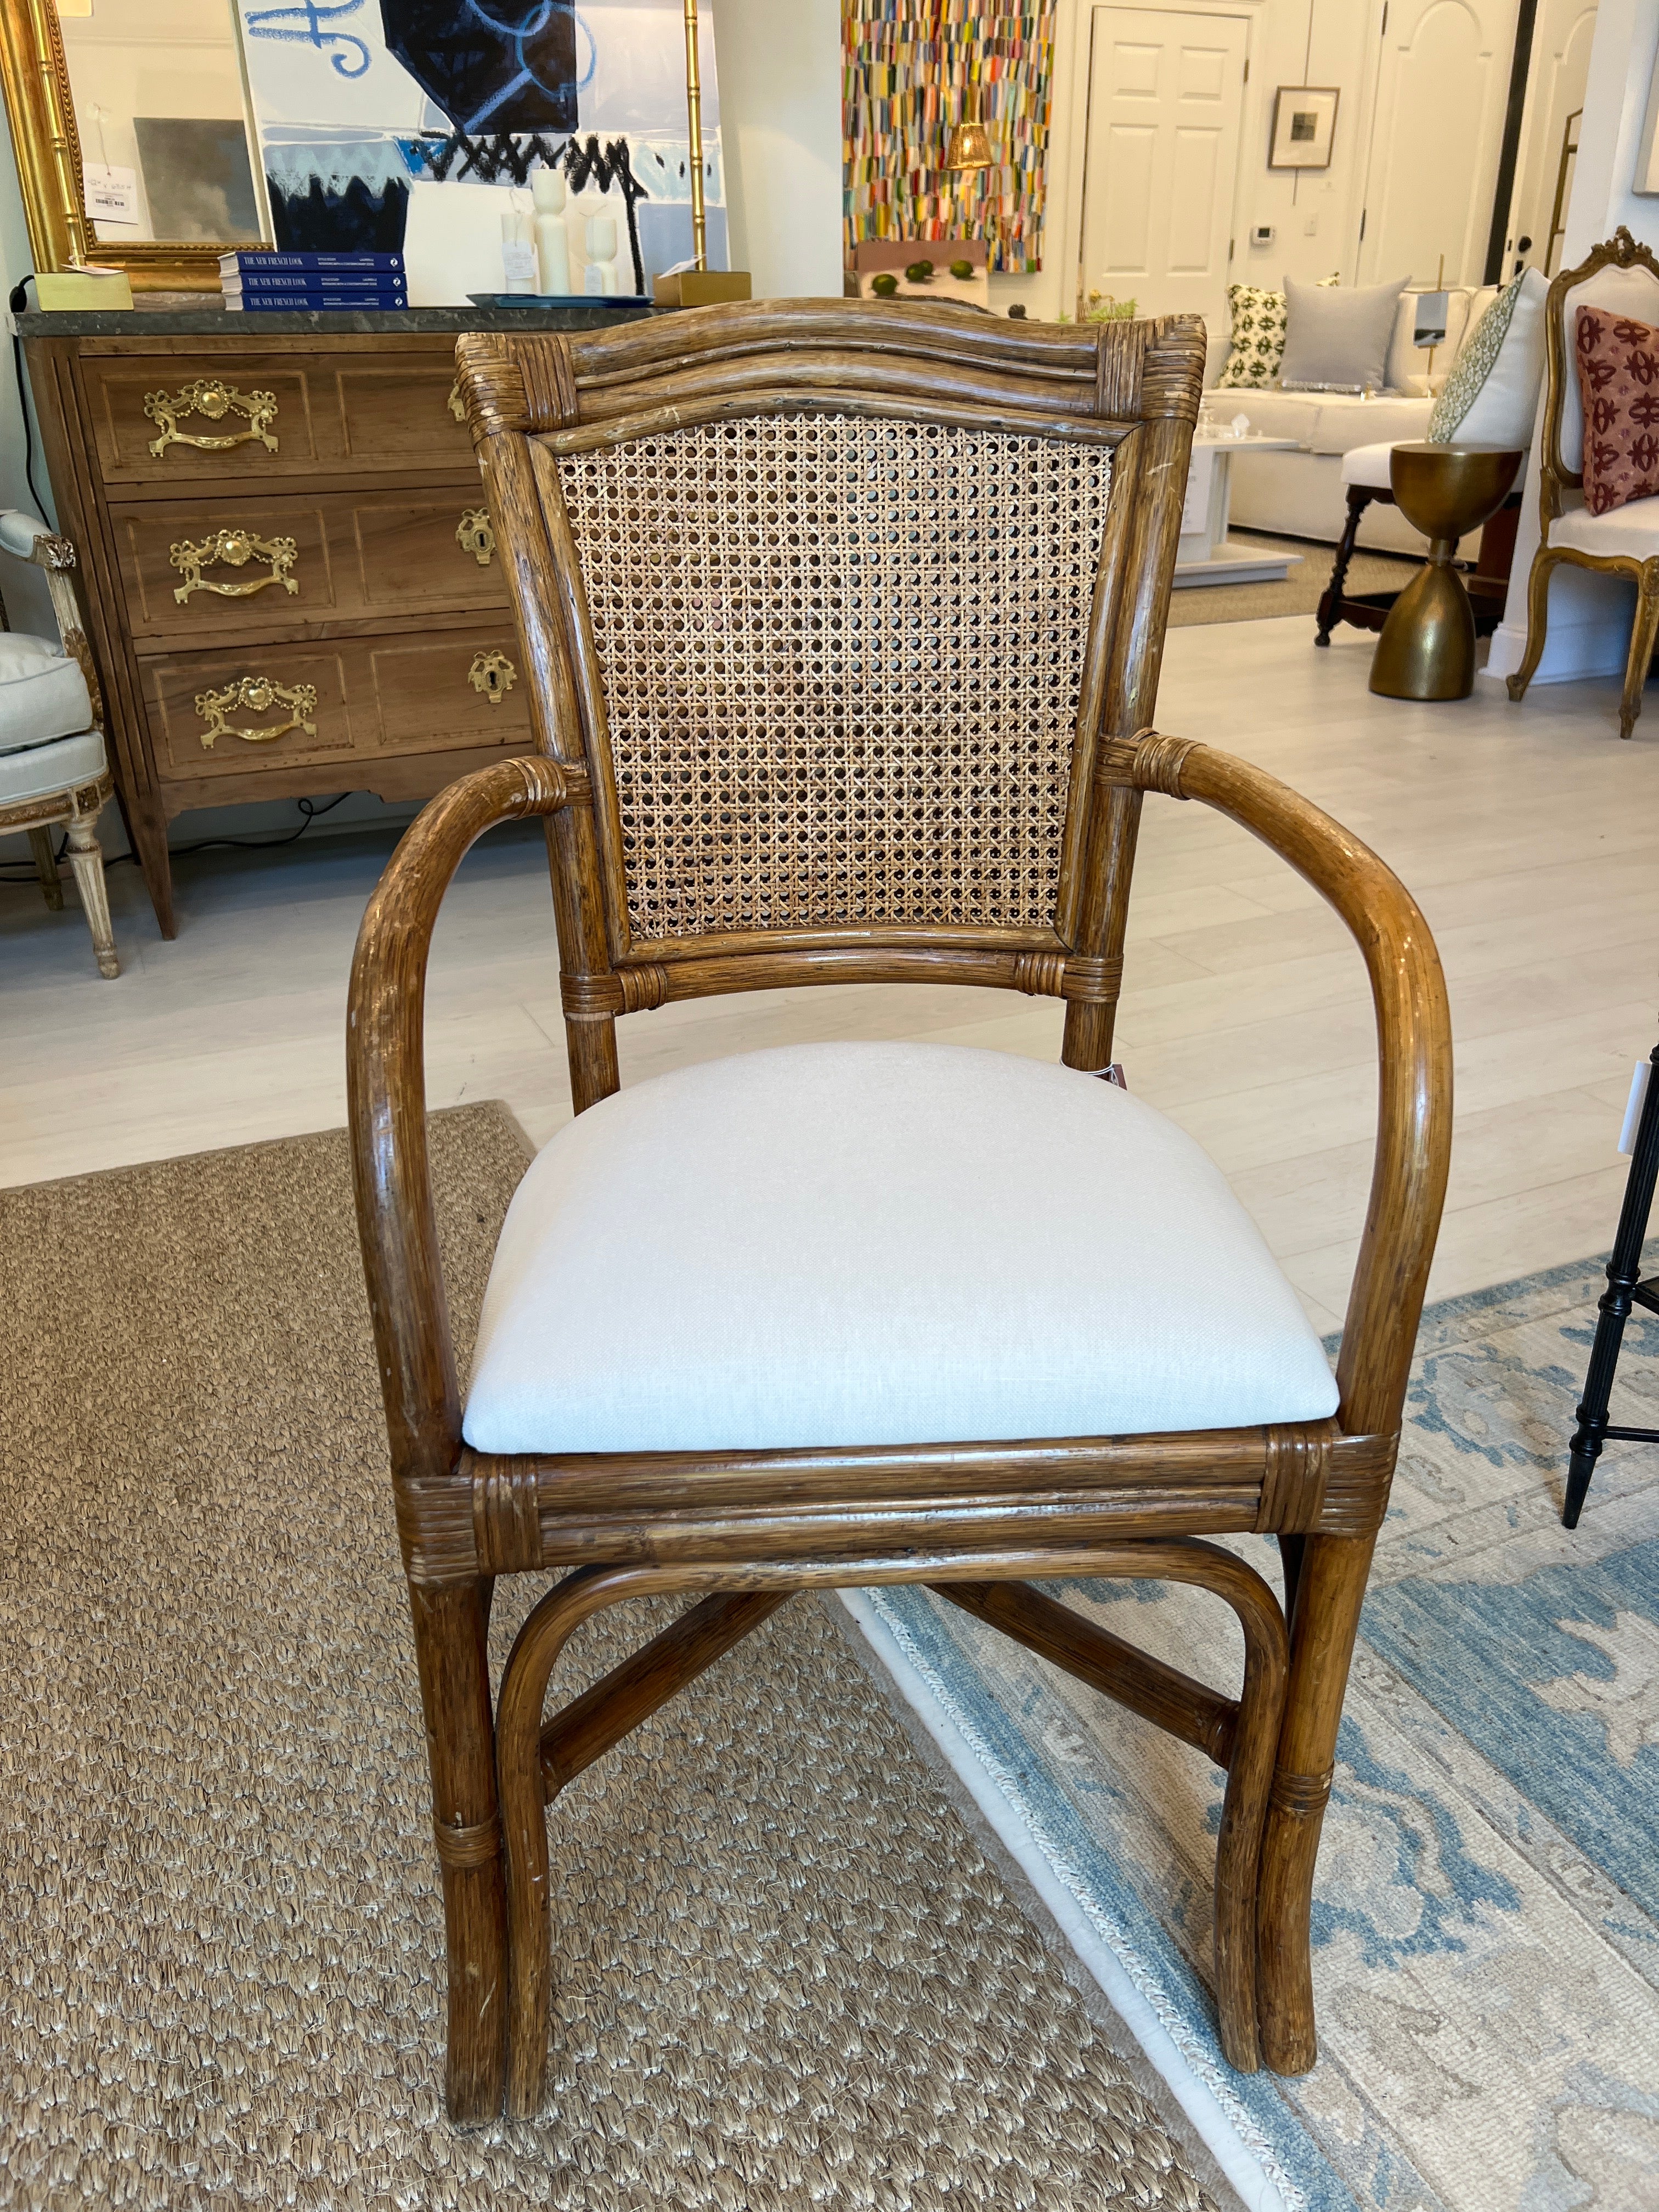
[1429,272,1525,440]
[1216,284,1288,390]
[1215,273,1341,390]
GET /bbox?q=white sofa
[1205,285,1499,554]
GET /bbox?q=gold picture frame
[0,0,264,291]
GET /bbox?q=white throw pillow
[1383,287,1475,396]
[1428,267,1548,448]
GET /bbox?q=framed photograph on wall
[1269,87,1340,171]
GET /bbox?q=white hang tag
[84,163,139,224]
[1618,1059,1652,1155]
[501,239,537,285]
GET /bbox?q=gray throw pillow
[1278,274,1409,393]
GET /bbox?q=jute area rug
[0,1107,1220,2212]
[865,1253,1659,2211]
[1164,536,1415,630]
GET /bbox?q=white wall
[992,0,1381,324]
[715,0,842,298]
[1484,0,1659,687]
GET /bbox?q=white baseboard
[1480,565,1637,686]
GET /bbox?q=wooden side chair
[1506,227,1659,738]
[347,302,1452,2128]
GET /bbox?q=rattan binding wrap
[555,413,1114,941]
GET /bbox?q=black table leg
[1565,1042,1659,1527]
[1316,487,1373,646]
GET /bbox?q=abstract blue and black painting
[381,0,578,136]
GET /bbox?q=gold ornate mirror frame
[0,0,261,291]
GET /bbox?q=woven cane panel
[556,413,1113,940]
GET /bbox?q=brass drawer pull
[456,508,495,566]
[195,675,318,750]
[171,527,299,605]
[447,379,466,423]
[468,650,516,705]
[145,380,279,459]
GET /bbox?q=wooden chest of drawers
[22,312,644,935]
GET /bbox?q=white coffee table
[1173,431,1304,588]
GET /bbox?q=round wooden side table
[1369,442,1525,701]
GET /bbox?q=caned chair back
[1541,228,1659,500]
[455,303,1202,1085]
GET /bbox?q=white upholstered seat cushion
[0,631,93,754]
[1339,440,1396,490]
[462,1042,1339,1457]
[1550,493,1659,557]
[0,725,104,805]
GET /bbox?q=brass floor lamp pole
[653,0,749,306]
[684,0,706,274]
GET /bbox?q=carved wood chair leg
[1505,550,1555,703]
[27,825,63,910]
[64,810,119,978]
[1315,488,1372,646]
[409,1579,510,2127]
[1255,1532,1375,2076]
[1618,573,1659,740]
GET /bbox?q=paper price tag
[84,163,138,224]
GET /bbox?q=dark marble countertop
[14,302,658,338]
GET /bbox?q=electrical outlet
[1305,215,1319,236]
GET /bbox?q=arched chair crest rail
[1506,226,1659,738]
[345,300,1453,2127]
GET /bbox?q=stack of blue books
[220,252,408,313]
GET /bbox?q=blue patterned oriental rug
[846,1249,1659,2212]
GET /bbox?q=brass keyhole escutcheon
[468,650,516,706]
[456,509,495,567]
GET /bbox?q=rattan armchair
[347,302,1452,2128]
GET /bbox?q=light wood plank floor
[3,616,1654,1330]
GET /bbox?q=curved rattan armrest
[1103,733,1453,1440]
[347,757,582,1498]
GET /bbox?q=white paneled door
[1079,6,1248,329]
[1506,0,1598,274]
[1357,0,1524,287]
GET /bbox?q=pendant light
[945,81,993,172]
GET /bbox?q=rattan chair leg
[410,1579,511,2126]
[938,1543,1286,2072]
[496,1565,692,2118]
[1255,1531,1375,2075]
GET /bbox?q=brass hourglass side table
[1370,442,1525,701]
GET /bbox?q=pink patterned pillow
[1577,303,1659,516]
